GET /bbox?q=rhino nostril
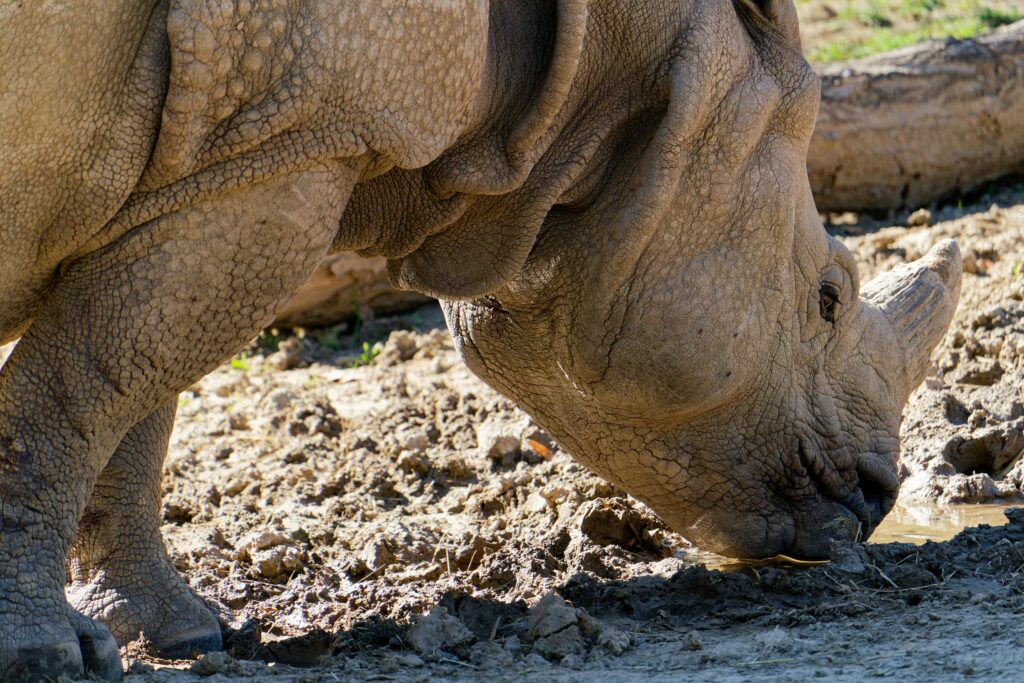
[796,440,897,537]
[860,480,885,527]
[857,467,897,530]
[836,470,895,538]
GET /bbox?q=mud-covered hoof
[68,610,123,682]
[79,632,123,682]
[157,626,224,660]
[68,559,224,662]
[1,642,83,683]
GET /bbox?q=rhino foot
[1,609,121,683]
[68,558,222,660]
[154,625,225,661]
[69,609,124,682]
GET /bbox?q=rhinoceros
[0,0,960,679]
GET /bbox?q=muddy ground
[60,183,1017,682]
[839,187,1024,505]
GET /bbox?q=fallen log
[808,21,1024,213]
[273,253,429,328]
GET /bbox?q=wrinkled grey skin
[0,0,959,680]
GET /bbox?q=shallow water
[871,502,1023,545]
[688,502,1024,572]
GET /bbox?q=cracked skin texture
[0,0,960,680]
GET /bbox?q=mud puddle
[691,502,1022,572]
[872,502,1019,545]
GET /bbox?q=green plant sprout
[351,341,382,368]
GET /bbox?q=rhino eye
[819,283,841,323]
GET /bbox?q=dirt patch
[160,306,687,640]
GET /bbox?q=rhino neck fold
[351,0,692,300]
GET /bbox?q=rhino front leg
[0,320,127,682]
[68,400,222,658]
[0,163,354,682]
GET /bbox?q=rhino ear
[386,0,590,299]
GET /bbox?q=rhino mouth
[796,439,895,542]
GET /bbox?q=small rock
[571,499,663,554]
[956,359,1003,386]
[528,592,578,637]
[523,652,551,668]
[191,651,242,676]
[681,630,703,651]
[907,208,931,227]
[945,473,1000,502]
[220,580,251,609]
[468,640,514,668]
[397,430,430,454]
[249,530,293,551]
[480,433,519,461]
[394,652,425,667]
[597,627,631,656]
[380,652,424,671]
[397,451,431,475]
[576,609,602,640]
[126,661,155,675]
[267,337,303,371]
[361,538,395,571]
[379,330,420,366]
[561,654,585,669]
[524,491,550,515]
[475,415,531,461]
[540,486,571,505]
[406,605,475,656]
[527,592,585,661]
[263,630,333,666]
[267,389,297,411]
[251,545,303,579]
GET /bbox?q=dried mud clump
[154,304,695,675]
